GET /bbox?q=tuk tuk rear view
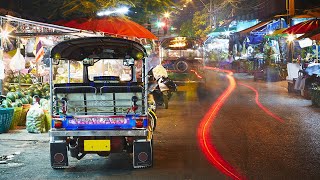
[49,37,154,169]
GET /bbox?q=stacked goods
[3,71,33,94]
[3,83,50,101]
[1,91,30,129]
[1,82,50,127]
[26,103,46,133]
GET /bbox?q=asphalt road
[1,70,320,180]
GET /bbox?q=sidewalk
[0,126,49,142]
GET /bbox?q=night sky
[0,0,320,26]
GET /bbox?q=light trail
[238,83,285,123]
[197,66,246,180]
[190,69,203,79]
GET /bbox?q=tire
[175,60,189,72]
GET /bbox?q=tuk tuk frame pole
[0,17,3,95]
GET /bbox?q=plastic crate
[10,107,23,130]
[0,108,14,133]
[18,104,31,126]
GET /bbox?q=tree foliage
[179,19,194,37]
[5,0,176,22]
[59,0,135,18]
[192,9,211,38]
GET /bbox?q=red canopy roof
[55,16,158,40]
[284,19,320,34]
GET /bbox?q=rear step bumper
[49,129,148,137]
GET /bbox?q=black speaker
[50,142,68,168]
[133,141,152,168]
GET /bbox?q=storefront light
[97,6,129,16]
[287,34,295,42]
[0,30,9,39]
[164,12,171,18]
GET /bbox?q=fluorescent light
[97,6,129,16]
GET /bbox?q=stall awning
[284,19,320,34]
[238,20,272,36]
[297,27,320,40]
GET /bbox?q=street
[1,70,320,180]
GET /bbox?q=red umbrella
[55,16,158,40]
[284,19,320,34]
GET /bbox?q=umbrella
[283,19,320,34]
[55,16,157,40]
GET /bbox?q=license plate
[84,140,111,151]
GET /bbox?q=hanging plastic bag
[9,48,25,71]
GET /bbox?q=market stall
[0,15,100,133]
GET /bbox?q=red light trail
[198,67,285,179]
[197,66,245,180]
[190,69,203,79]
[238,83,285,123]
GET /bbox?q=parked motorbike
[148,76,177,109]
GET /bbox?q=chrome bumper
[49,129,149,137]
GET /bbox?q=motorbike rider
[148,64,176,109]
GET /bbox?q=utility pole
[286,0,295,26]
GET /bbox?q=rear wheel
[175,60,189,72]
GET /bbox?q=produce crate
[0,108,14,133]
[10,107,22,130]
[43,110,51,132]
[18,104,31,126]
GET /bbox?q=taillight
[54,120,63,129]
[135,119,143,128]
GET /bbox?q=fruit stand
[0,15,100,133]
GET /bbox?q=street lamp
[164,12,171,18]
[97,6,129,16]
[287,34,295,62]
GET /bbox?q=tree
[192,9,211,38]
[59,0,134,18]
[179,19,194,37]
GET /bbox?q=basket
[18,104,31,126]
[0,108,14,133]
[10,107,23,130]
